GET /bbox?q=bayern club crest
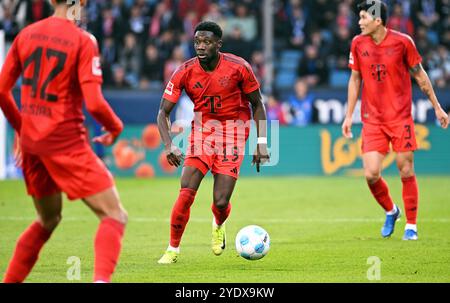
[218,76,231,88]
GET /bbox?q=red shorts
[361,118,417,155]
[184,127,248,179]
[22,147,114,200]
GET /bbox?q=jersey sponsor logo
[92,56,102,76]
[349,51,354,65]
[371,64,387,82]
[165,81,174,95]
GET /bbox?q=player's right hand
[165,144,184,167]
[342,117,354,139]
[435,107,449,129]
[92,127,120,146]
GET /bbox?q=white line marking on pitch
[0,217,449,223]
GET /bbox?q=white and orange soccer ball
[235,225,270,260]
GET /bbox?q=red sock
[3,221,51,283]
[368,177,395,212]
[212,202,231,226]
[402,175,419,224]
[169,188,197,248]
[94,218,125,282]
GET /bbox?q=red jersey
[162,52,260,126]
[348,29,422,124]
[3,17,103,154]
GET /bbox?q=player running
[342,0,448,240]
[157,21,270,264]
[0,0,127,282]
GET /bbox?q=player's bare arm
[157,98,184,167]
[247,89,270,171]
[342,70,362,138]
[409,63,449,129]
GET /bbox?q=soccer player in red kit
[342,1,449,240]
[0,0,127,282]
[157,21,269,263]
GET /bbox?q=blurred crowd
[1,0,449,126]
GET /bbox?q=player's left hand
[252,144,270,173]
[435,107,449,129]
[92,128,119,146]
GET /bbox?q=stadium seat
[275,71,297,90]
[329,70,350,88]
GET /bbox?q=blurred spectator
[426,46,450,88]
[25,0,51,25]
[0,4,20,42]
[222,26,253,61]
[148,2,182,40]
[119,33,141,87]
[0,0,27,29]
[286,79,314,126]
[250,50,266,85]
[288,6,307,48]
[202,2,227,30]
[110,64,132,89]
[330,25,352,70]
[387,3,415,36]
[140,43,164,89]
[415,0,440,30]
[178,0,210,20]
[297,44,328,87]
[266,94,289,125]
[164,45,186,85]
[224,3,257,42]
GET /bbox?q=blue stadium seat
[329,70,350,88]
[276,50,302,74]
[275,71,297,90]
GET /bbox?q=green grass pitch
[0,176,449,282]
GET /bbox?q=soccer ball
[235,225,270,260]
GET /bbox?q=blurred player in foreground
[0,0,127,282]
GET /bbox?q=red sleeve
[81,82,123,137]
[404,35,422,68]
[78,33,103,85]
[240,62,260,94]
[348,38,360,71]
[162,68,185,103]
[0,36,22,133]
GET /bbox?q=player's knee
[39,213,62,232]
[106,207,128,225]
[398,164,414,178]
[364,169,381,183]
[213,197,229,210]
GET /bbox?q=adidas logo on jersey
[193,82,203,89]
[362,51,370,57]
[404,142,412,149]
[230,168,238,174]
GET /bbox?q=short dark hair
[357,0,388,25]
[194,21,223,39]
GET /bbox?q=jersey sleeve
[162,68,185,103]
[77,33,103,85]
[403,36,422,68]
[348,38,360,71]
[240,62,260,94]
[0,35,23,132]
